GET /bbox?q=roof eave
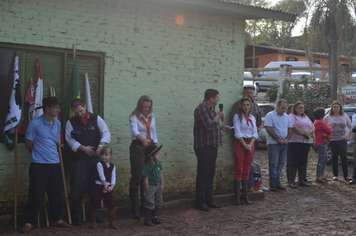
[131,0,296,22]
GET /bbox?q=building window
[245,58,258,68]
[0,43,105,129]
[286,57,298,61]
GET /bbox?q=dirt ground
[2,147,356,235]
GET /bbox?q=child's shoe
[89,209,97,229]
[144,208,153,226]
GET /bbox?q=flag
[25,78,35,123]
[52,87,64,145]
[85,73,93,113]
[32,59,43,119]
[64,53,80,126]
[3,54,22,150]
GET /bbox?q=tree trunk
[329,19,339,101]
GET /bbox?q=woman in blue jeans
[324,100,352,181]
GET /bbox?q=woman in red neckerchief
[232,96,258,206]
[129,95,158,219]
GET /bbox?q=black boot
[72,200,84,226]
[151,207,162,224]
[289,168,298,188]
[129,185,140,219]
[234,180,241,205]
[241,180,252,205]
[298,167,310,187]
[144,208,153,226]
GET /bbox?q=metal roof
[132,0,297,22]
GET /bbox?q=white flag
[4,55,22,132]
[85,73,93,113]
[32,59,43,119]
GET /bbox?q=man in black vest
[65,98,111,226]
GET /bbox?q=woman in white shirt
[129,95,158,219]
[233,96,258,205]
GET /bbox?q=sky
[266,0,305,36]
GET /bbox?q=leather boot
[298,167,310,187]
[144,208,153,226]
[289,168,298,188]
[241,180,252,205]
[129,185,140,219]
[89,209,97,229]
[108,209,119,229]
[151,207,162,224]
[234,180,241,205]
[72,200,84,226]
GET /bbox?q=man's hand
[277,138,284,145]
[221,125,231,132]
[282,139,289,145]
[80,145,97,157]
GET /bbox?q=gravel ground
[1,147,356,235]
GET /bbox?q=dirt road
[1,148,356,235]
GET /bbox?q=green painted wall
[0,0,245,213]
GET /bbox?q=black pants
[329,140,348,177]
[24,163,64,224]
[69,158,99,201]
[289,143,310,168]
[129,143,146,187]
[195,146,217,207]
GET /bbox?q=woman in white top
[233,96,258,205]
[129,95,158,219]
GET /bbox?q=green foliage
[265,76,330,121]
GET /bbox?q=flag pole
[50,87,72,224]
[73,44,76,61]
[14,126,18,229]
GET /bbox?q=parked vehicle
[256,103,275,148]
[254,61,322,92]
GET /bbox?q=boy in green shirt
[142,145,164,226]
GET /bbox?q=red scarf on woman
[244,113,254,127]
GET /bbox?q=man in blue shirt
[21,97,71,232]
[264,99,293,191]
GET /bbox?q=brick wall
[0,0,245,214]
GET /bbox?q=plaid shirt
[193,101,221,150]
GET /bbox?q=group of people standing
[21,95,164,232]
[20,84,356,232]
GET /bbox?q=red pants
[91,184,115,210]
[233,140,254,181]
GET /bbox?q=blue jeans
[268,144,288,187]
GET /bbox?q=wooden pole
[73,44,76,61]
[50,87,72,224]
[58,141,72,224]
[14,127,18,229]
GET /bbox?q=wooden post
[14,127,18,229]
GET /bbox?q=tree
[309,0,356,101]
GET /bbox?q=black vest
[70,113,100,160]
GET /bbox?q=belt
[243,138,252,142]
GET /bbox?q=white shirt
[65,115,111,152]
[95,162,116,186]
[233,113,259,140]
[130,113,158,143]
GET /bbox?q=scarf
[244,113,254,127]
[138,115,152,140]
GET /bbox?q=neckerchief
[244,113,254,127]
[138,115,152,140]
[81,110,89,126]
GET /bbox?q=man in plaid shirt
[194,89,231,211]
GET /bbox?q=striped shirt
[193,101,221,150]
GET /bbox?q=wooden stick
[73,44,76,61]
[14,127,18,229]
[82,200,86,221]
[58,141,72,224]
[43,196,49,227]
